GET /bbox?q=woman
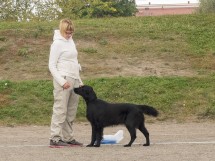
[49,18,83,147]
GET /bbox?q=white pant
[50,77,80,142]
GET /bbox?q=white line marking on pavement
[154,141,215,145]
[0,145,48,148]
[0,141,215,148]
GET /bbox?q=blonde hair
[59,18,74,36]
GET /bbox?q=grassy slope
[1,14,215,80]
[0,14,215,125]
[0,76,215,125]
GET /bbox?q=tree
[0,0,39,21]
[54,0,137,18]
[0,0,138,21]
[199,0,215,13]
[79,0,137,18]
[0,0,17,21]
[34,0,60,21]
[55,0,85,19]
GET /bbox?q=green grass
[1,14,215,55]
[74,14,215,56]
[1,14,215,79]
[0,80,53,125]
[0,76,215,125]
[1,14,215,125]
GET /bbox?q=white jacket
[49,30,83,86]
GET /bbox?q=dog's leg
[124,125,136,147]
[94,127,103,147]
[87,125,97,147]
[139,123,150,146]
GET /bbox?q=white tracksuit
[49,30,83,142]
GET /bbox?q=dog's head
[74,85,97,102]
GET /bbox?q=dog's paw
[124,144,131,147]
[86,144,94,147]
[93,144,100,147]
[143,143,150,146]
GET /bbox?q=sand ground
[0,122,214,161]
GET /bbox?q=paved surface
[0,122,215,161]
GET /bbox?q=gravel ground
[0,122,215,161]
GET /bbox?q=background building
[135,0,200,16]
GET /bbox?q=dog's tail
[137,105,158,117]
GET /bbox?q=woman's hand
[63,82,70,89]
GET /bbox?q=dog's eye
[85,90,90,95]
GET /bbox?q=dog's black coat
[74,85,158,147]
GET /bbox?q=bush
[78,0,137,18]
[199,0,215,13]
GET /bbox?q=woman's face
[64,30,73,40]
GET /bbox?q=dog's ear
[84,88,97,102]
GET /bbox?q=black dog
[74,85,158,147]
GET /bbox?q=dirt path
[0,122,214,161]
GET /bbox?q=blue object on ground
[101,139,117,144]
[101,130,124,144]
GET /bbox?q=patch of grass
[18,47,30,57]
[0,36,6,41]
[0,46,7,53]
[202,106,215,119]
[0,80,53,125]
[0,76,215,125]
[80,47,98,54]
[98,38,108,45]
